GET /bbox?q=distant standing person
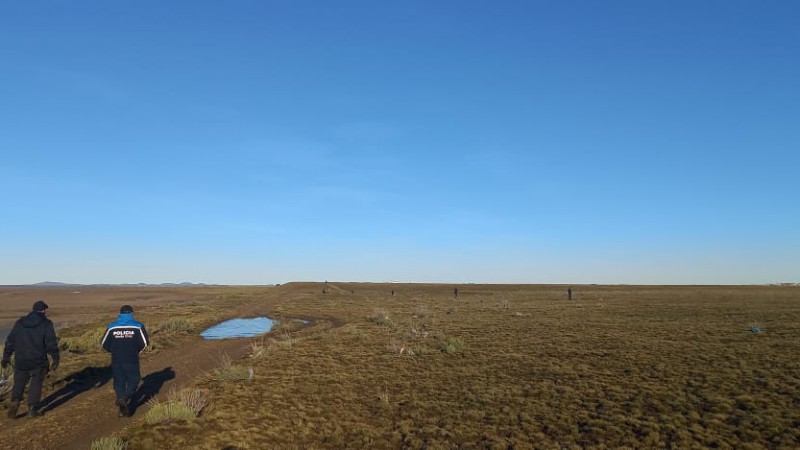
[101,305,149,417]
[2,300,60,419]
[567,287,573,301]
[454,287,459,299]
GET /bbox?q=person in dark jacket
[1,300,60,419]
[101,305,149,417]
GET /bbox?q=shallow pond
[200,317,274,340]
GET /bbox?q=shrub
[90,436,127,450]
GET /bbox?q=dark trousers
[12,367,47,408]
[112,362,141,401]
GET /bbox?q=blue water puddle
[200,317,274,340]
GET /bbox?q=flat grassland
[2,283,799,449]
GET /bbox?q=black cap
[32,300,49,312]
[120,305,134,314]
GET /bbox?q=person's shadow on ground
[40,366,112,413]
[128,367,176,416]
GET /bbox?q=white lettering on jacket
[113,330,136,337]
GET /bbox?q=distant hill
[31,281,217,287]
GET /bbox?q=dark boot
[27,407,43,418]
[116,398,129,417]
[7,400,20,419]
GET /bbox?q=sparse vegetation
[123,284,800,449]
[4,283,799,450]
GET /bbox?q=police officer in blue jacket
[101,305,149,417]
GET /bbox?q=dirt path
[0,294,290,450]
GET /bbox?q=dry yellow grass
[111,283,800,449]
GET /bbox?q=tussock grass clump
[367,308,392,326]
[168,388,209,415]
[378,389,390,406]
[275,338,295,349]
[210,352,254,382]
[144,401,196,424]
[440,337,465,354]
[155,317,193,334]
[213,365,254,382]
[499,298,509,311]
[249,340,269,359]
[90,436,127,450]
[386,338,414,356]
[276,328,298,348]
[271,318,305,333]
[411,307,435,329]
[144,388,208,424]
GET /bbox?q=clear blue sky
[1,1,798,285]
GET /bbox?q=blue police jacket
[101,313,149,365]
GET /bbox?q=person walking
[101,305,149,417]
[1,300,60,419]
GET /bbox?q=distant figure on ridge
[454,287,459,299]
[101,305,149,417]
[2,300,60,419]
[567,287,573,301]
